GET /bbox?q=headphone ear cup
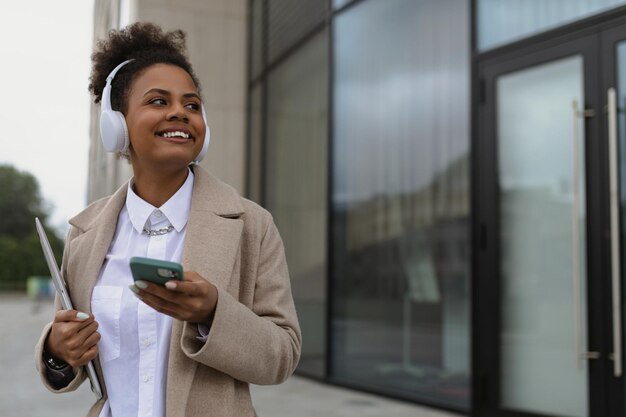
[194,122,210,164]
[100,110,130,152]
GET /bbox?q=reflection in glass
[497,56,588,417]
[331,0,470,408]
[478,0,626,51]
[267,0,327,64]
[333,0,353,10]
[266,31,329,377]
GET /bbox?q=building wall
[87,0,248,202]
[87,0,130,204]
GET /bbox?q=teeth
[161,131,190,139]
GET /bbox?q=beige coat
[35,167,301,417]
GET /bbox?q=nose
[166,102,188,122]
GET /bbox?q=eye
[150,98,166,106]
[185,102,200,111]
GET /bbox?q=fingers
[131,272,217,323]
[165,271,206,296]
[54,309,92,324]
[69,342,99,368]
[76,320,99,343]
[134,274,207,300]
[76,344,99,366]
[63,322,100,368]
[134,288,181,317]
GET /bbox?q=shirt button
[154,235,163,241]
[143,375,150,383]
[143,338,151,347]
[154,210,162,218]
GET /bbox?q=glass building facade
[331,0,470,408]
[248,1,626,416]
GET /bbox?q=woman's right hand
[45,310,100,368]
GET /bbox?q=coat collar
[69,166,245,233]
[185,165,245,218]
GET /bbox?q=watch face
[45,352,69,370]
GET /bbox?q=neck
[131,165,190,207]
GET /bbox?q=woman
[35,22,301,417]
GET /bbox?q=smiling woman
[34,22,301,417]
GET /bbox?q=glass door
[476,17,626,417]
[496,55,588,417]
[602,24,626,417]
[475,33,611,417]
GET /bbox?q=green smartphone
[129,256,184,286]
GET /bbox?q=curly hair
[88,22,201,114]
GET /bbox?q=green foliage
[0,164,64,291]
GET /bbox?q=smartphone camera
[157,268,178,279]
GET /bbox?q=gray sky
[0,1,94,235]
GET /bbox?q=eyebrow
[143,88,201,100]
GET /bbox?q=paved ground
[0,294,457,417]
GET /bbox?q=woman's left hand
[131,271,218,324]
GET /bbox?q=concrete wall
[87,0,132,204]
[87,0,248,202]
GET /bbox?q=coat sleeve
[34,226,87,393]
[180,213,302,385]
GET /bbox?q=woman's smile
[156,126,194,143]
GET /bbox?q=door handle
[571,100,585,370]
[571,101,599,368]
[608,87,623,377]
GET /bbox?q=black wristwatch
[43,350,69,371]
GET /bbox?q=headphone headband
[101,59,134,112]
[106,59,134,82]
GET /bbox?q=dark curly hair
[88,22,201,114]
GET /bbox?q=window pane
[268,0,327,64]
[331,0,471,408]
[333,0,353,10]
[478,0,626,51]
[266,30,329,377]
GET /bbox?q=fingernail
[135,281,148,289]
[128,284,140,294]
[76,312,89,320]
[165,281,177,290]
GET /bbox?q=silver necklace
[142,225,175,236]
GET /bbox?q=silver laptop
[35,217,103,400]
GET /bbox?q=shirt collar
[126,168,195,234]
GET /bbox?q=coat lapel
[66,183,127,313]
[183,167,245,291]
[64,182,127,400]
[167,167,245,416]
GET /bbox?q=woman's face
[124,63,206,171]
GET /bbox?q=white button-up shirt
[94,169,194,417]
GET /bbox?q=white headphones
[100,59,210,164]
